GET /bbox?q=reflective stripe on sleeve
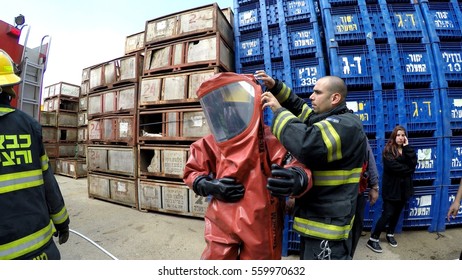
[313,120,341,162]
[51,207,69,225]
[272,110,297,140]
[0,169,44,194]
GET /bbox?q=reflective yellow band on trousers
[0,220,54,260]
[293,216,354,240]
[312,168,362,186]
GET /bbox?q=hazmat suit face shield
[200,81,255,142]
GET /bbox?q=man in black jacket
[257,70,368,260]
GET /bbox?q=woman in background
[366,125,417,253]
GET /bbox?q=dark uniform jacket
[382,145,417,201]
[0,102,70,259]
[270,81,367,241]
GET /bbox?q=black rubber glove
[267,164,307,197]
[54,227,70,245]
[193,176,245,202]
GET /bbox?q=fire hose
[69,229,119,260]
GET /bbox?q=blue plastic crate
[238,63,265,76]
[286,21,320,58]
[375,44,397,87]
[422,1,462,41]
[282,214,300,257]
[368,4,388,42]
[382,90,400,133]
[435,42,462,86]
[449,136,462,179]
[237,2,261,33]
[445,88,462,132]
[283,0,317,23]
[442,184,462,227]
[290,57,326,96]
[327,0,358,6]
[397,43,434,86]
[237,0,259,5]
[237,31,264,65]
[265,0,280,26]
[346,91,377,135]
[402,185,441,231]
[331,45,373,89]
[330,5,367,44]
[269,26,283,59]
[403,89,438,133]
[387,3,425,42]
[409,137,439,181]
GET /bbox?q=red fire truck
[0,15,50,120]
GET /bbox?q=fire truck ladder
[17,25,51,121]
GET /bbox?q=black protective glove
[193,176,245,202]
[54,227,70,245]
[267,164,307,197]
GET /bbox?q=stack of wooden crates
[82,3,234,218]
[41,82,87,179]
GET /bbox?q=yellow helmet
[0,49,21,97]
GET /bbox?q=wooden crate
[88,85,137,118]
[78,127,88,142]
[44,143,76,158]
[125,31,145,55]
[161,183,189,213]
[138,145,189,179]
[81,80,90,96]
[138,180,162,212]
[42,96,79,112]
[41,111,78,127]
[88,172,137,208]
[77,143,87,158]
[88,115,136,145]
[44,82,81,99]
[78,112,88,127]
[55,158,87,179]
[79,95,88,111]
[189,189,209,218]
[139,68,220,106]
[42,127,58,143]
[138,105,209,142]
[43,127,78,143]
[88,53,143,92]
[145,3,233,49]
[144,33,234,75]
[82,67,90,82]
[87,145,137,177]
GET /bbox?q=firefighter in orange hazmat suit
[183,72,312,260]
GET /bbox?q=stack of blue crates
[233,0,462,257]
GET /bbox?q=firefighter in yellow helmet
[0,49,70,260]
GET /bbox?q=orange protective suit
[183,73,311,260]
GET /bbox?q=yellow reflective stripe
[272,110,297,140]
[51,207,69,225]
[41,154,49,171]
[0,107,15,113]
[312,168,362,186]
[298,103,312,122]
[313,120,341,162]
[293,216,354,240]
[0,220,54,260]
[276,83,291,103]
[0,169,44,194]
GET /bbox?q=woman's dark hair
[383,125,407,160]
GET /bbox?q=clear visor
[200,81,255,142]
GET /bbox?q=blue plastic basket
[269,26,283,59]
[402,185,440,231]
[265,0,280,26]
[403,89,438,133]
[449,136,462,180]
[368,4,388,42]
[423,1,462,41]
[409,137,439,181]
[375,44,397,87]
[346,91,377,135]
[382,90,400,133]
[290,57,325,96]
[442,184,462,227]
[397,43,434,87]
[436,42,462,86]
[445,88,462,132]
[332,45,373,89]
[387,3,425,42]
[286,21,320,58]
[327,0,358,7]
[237,2,261,33]
[283,0,317,23]
[238,63,265,76]
[330,5,367,44]
[237,31,264,65]
[282,214,300,257]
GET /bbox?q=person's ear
[331,92,342,105]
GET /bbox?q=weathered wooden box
[138,145,189,179]
[145,3,234,49]
[78,112,88,127]
[55,158,87,179]
[77,143,87,158]
[79,95,88,111]
[40,111,78,127]
[189,190,209,218]
[88,85,137,118]
[43,96,79,112]
[44,143,76,158]
[161,182,189,213]
[44,82,81,99]
[87,145,137,177]
[78,127,88,142]
[88,173,137,208]
[138,180,162,211]
[125,31,145,55]
[138,105,209,141]
[88,115,136,145]
[139,68,220,106]
[144,33,234,75]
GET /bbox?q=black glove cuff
[192,175,209,197]
[290,167,308,196]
